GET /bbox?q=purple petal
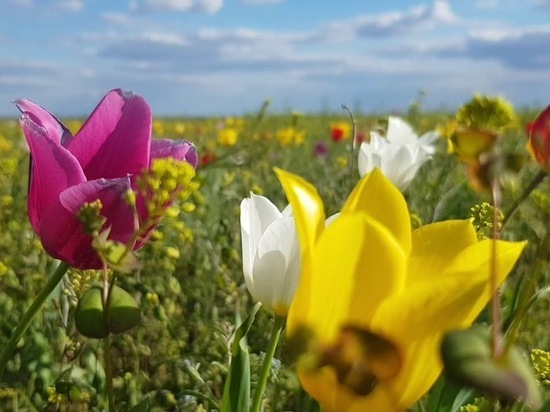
[151,138,198,168]
[40,177,137,269]
[15,99,73,147]
[67,89,152,180]
[21,113,86,234]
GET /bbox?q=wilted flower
[358,117,438,191]
[526,105,550,171]
[276,167,525,412]
[330,121,351,143]
[16,89,198,269]
[240,193,300,316]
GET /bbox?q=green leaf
[425,374,474,412]
[220,302,261,412]
[128,396,150,412]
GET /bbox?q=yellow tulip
[275,167,526,412]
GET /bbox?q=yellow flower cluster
[531,348,550,386]
[76,199,106,236]
[469,202,503,240]
[276,127,305,146]
[67,269,102,299]
[136,157,198,219]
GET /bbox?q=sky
[1,0,550,117]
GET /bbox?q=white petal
[240,193,282,298]
[252,217,301,313]
[418,131,439,155]
[387,116,417,145]
[380,145,417,191]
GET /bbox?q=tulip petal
[353,239,526,412]
[275,168,326,330]
[68,89,152,180]
[342,168,411,253]
[39,177,137,269]
[15,99,73,147]
[381,145,417,191]
[295,213,406,411]
[151,138,198,168]
[408,220,478,286]
[252,216,301,316]
[372,239,526,342]
[20,113,86,233]
[240,194,282,298]
[387,116,416,145]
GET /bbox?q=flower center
[293,324,402,396]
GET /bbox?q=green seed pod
[106,285,141,334]
[74,285,109,339]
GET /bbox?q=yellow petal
[373,239,525,343]
[293,213,406,412]
[274,168,325,254]
[275,168,326,333]
[408,220,478,286]
[342,168,411,253]
[300,213,406,343]
[356,239,526,411]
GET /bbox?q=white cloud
[129,0,223,13]
[318,0,458,42]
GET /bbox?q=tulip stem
[104,334,115,411]
[491,182,504,358]
[250,315,285,412]
[0,260,71,379]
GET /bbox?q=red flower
[331,127,345,142]
[527,105,550,169]
[200,151,217,167]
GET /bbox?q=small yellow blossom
[165,246,180,259]
[146,292,160,306]
[336,156,348,168]
[218,128,239,147]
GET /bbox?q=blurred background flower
[358,116,438,191]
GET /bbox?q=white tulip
[240,193,301,316]
[358,116,438,191]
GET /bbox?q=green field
[0,97,548,411]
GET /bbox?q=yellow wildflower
[218,128,238,147]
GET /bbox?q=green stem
[501,169,546,229]
[250,316,285,412]
[0,261,70,379]
[104,334,115,411]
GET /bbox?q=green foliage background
[0,97,548,411]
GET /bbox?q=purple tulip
[16,89,198,269]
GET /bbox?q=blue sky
[1,0,550,117]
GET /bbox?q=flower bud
[441,326,541,408]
